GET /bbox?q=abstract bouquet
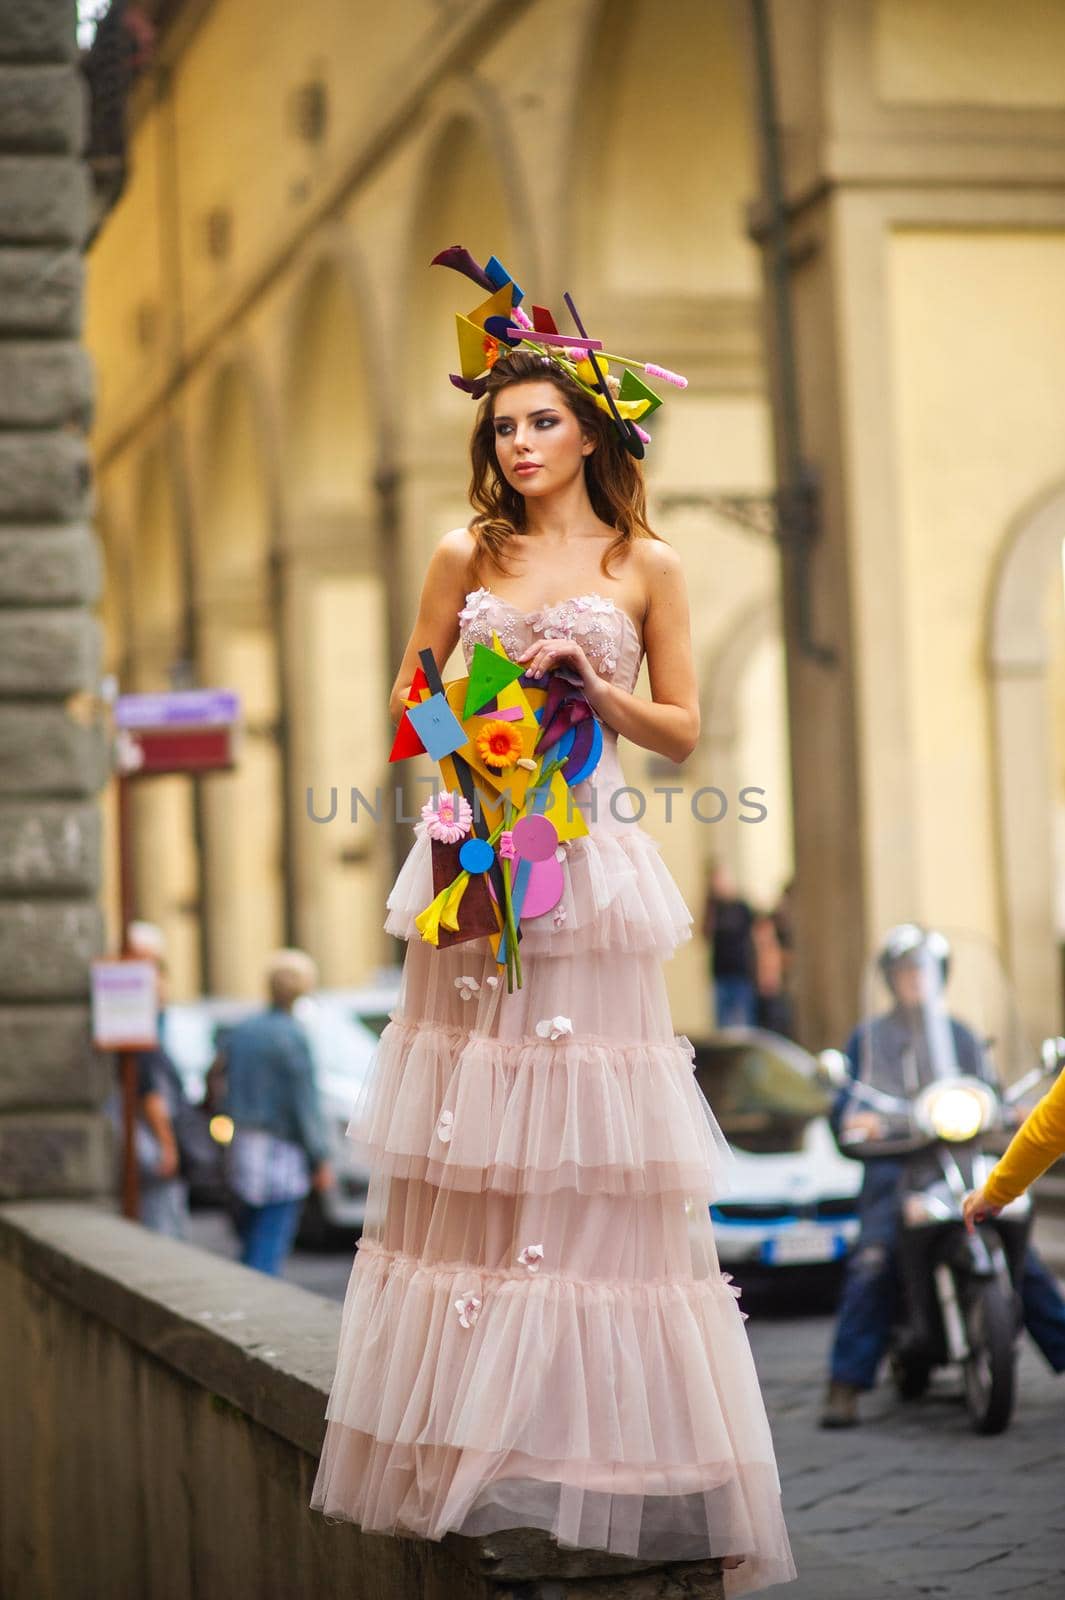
[389,632,603,991]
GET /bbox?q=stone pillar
[0,0,110,1197]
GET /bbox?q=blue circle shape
[459,837,495,874]
[564,717,603,787]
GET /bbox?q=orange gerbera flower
[476,719,522,770]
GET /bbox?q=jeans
[830,1161,1065,1388]
[140,1178,189,1239]
[714,976,756,1028]
[233,1197,304,1276]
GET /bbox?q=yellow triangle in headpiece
[456,314,493,380]
[467,281,515,331]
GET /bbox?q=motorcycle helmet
[877,922,951,991]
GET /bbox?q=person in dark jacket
[221,948,334,1276]
[701,862,757,1028]
[821,923,1065,1427]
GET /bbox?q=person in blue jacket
[222,948,334,1276]
[821,923,1065,1427]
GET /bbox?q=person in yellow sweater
[964,1066,1065,1226]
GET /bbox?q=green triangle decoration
[619,367,663,418]
[463,642,526,718]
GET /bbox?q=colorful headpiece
[432,245,688,461]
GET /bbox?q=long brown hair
[467,349,663,584]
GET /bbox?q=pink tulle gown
[311,588,796,1595]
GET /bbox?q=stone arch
[403,113,521,459]
[988,477,1065,1036]
[569,0,759,298]
[195,358,285,995]
[702,595,792,909]
[129,436,184,689]
[279,249,394,984]
[106,442,202,997]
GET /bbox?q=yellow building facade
[87,0,1065,1052]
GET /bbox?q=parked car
[163,972,401,1243]
[692,1027,863,1282]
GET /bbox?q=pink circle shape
[519,857,565,918]
[512,814,559,862]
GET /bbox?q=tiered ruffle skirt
[311,823,796,1595]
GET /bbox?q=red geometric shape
[389,713,426,762]
[531,304,559,335]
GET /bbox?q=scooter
[821,1038,1064,1434]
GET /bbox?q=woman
[310,305,795,1592]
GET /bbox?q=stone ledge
[0,1204,725,1596]
[0,1201,339,1455]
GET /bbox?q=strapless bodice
[457,587,645,831]
[458,588,643,693]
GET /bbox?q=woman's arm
[588,543,700,763]
[515,540,700,764]
[964,1067,1065,1221]
[388,528,474,726]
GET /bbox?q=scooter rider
[821,923,1065,1428]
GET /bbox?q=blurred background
[5,8,1065,1593]
[76,0,1065,1062]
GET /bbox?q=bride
[311,286,795,1595]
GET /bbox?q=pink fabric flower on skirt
[436,1109,454,1144]
[517,1243,544,1274]
[535,1015,573,1041]
[722,1272,749,1321]
[421,790,472,843]
[454,1293,482,1329]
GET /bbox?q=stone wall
[0,0,110,1197]
[0,1202,724,1600]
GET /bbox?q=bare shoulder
[633,535,687,620]
[436,525,477,572]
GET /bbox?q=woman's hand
[962,1186,1002,1233]
[515,637,603,701]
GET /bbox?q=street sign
[114,689,241,728]
[91,959,159,1051]
[114,688,242,775]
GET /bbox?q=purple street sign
[115,689,242,730]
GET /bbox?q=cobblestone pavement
[747,1283,1065,1600]
[186,1211,1065,1599]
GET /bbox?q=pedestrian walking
[220,948,334,1277]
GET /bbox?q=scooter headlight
[209,1114,235,1145]
[918,1083,992,1142]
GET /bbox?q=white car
[692,1028,864,1275]
[164,972,401,1241]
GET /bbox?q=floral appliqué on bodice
[458,588,642,692]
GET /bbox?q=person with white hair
[220,948,334,1275]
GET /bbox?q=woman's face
[490,380,595,497]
